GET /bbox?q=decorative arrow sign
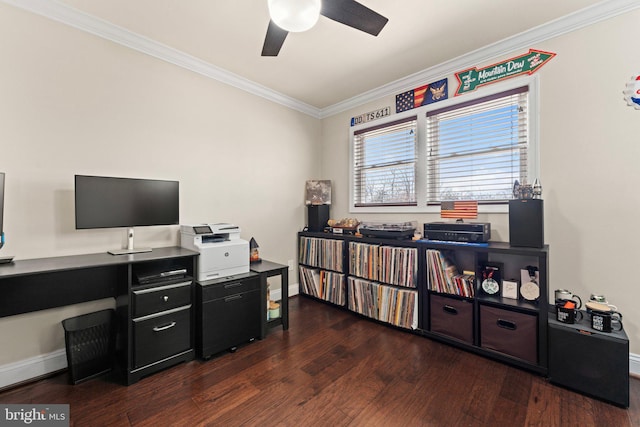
[455,49,556,95]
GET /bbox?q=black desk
[0,247,198,318]
[0,247,200,385]
[250,260,289,338]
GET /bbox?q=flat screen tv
[75,175,179,255]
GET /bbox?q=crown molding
[1,0,322,118]
[319,0,640,118]
[3,0,639,120]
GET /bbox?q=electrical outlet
[288,259,294,271]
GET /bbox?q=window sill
[349,204,509,215]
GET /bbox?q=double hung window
[352,117,417,207]
[426,86,529,204]
[350,78,537,212]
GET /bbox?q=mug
[590,310,623,332]
[585,301,619,313]
[556,302,583,324]
[588,294,617,310]
[554,289,582,309]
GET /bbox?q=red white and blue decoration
[624,74,640,110]
[396,78,448,113]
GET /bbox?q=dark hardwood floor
[1,296,638,426]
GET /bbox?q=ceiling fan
[262,0,389,56]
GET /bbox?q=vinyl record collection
[347,277,417,329]
[298,236,345,272]
[349,242,417,288]
[299,265,346,306]
[426,249,475,298]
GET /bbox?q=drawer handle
[153,322,176,332]
[224,282,243,289]
[442,305,458,315]
[225,294,243,302]
[497,319,517,330]
[163,296,169,302]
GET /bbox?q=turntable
[359,221,416,240]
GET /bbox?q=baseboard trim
[1,308,636,390]
[630,353,640,378]
[269,282,299,302]
[0,349,67,390]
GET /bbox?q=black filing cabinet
[121,255,197,385]
[548,312,629,407]
[197,272,261,359]
[130,280,193,371]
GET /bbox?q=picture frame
[478,261,503,296]
[502,279,519,300]
[305,180,331,205]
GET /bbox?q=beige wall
[1,2,638,374]
[0,5,320,364]
[321,10,640,353]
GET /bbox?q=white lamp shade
[268,0,321,32]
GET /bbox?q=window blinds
[426,86,529,204]
[353,116,418,207]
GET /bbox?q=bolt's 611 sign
[455,49,556,96]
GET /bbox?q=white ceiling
[9,0,638,114]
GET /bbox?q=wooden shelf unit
[297,231,549,375]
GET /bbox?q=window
[352,116,417,207]
[426,86,529,204]
[350,77,538,212]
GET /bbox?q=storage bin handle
[497,319,517,330]
[443,305,458,315]
[152,322,176,332]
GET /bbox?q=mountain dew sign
[455,49,556,95]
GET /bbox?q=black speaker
[548,316,629,407]
[509,199,544,248]
[307,204,329,232]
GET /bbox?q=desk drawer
[132,280,192,318]
[133,305,191,368]
[480,305,537,364]
[200,275,260,302]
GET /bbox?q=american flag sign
[395,78,448,113]
[441,200,478,219]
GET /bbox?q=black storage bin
[480,305,537,364]
[62,309,116,384]
[430,294,474,344]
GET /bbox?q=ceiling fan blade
[321,0,388,36]
[262,20,289,56]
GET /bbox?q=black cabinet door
[200,289,261,358]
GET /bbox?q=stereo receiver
[424,222,491,243]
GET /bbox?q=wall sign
[455,49,556,96]
[624,75,640,109]
[395,78,448,113]
[351,106,391,126]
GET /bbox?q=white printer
[180,223,249,281]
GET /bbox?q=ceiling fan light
[268,0,321,32]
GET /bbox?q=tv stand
[108,227,152,255]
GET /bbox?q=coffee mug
[556,302,583,324]
[555,289,582,309]
[590,310,623,332]
[588,294,617,310]
[585,301,620,313]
